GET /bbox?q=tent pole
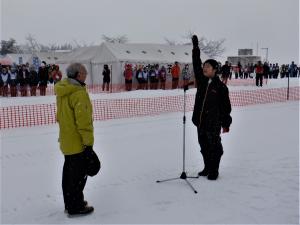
[110,64,113,93]
[90,62,93,85]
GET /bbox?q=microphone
[183,81,195,91]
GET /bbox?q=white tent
[57,42,209,85]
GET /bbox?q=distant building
[238,49,253,56]
[227,49,261,66]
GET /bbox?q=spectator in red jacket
[124,64,133,91]
[255,61,264,87]
[51,65,62,84]
[171,61,181,89]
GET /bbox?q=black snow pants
[256,74,263,87]
[62,149,100,211]
[197,129,223,175]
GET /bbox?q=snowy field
[1,100,299,224]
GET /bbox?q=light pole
[261,47,269,63]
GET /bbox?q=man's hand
[222,127,230,133]
[192,35,199,47]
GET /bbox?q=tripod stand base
[156,172,199,194]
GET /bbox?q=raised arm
[192,35,204,85]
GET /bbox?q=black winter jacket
[0,73,11,87]
[221,64,231,76]
[192,46,232,133]
[102,68,111,82]
[38,67,49,86]
[29,70,39,86]
[17,70,30,86]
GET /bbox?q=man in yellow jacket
[55,63,100,217]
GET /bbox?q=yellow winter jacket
[54,78,94,155]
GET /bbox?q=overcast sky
[1,0,299,64]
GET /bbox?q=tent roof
[93,42,209,64]
[56,46,104,64]
[57,42,209,65]
[34,52,69,64]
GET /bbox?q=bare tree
[0,38,21,54]
[60,43,73,51]
[72,39,94,48]
[164,37,176,46]
[165,31,226,58]
[198,37,226,58]
[72,39,82,49]
[102,35,129,44]
[181,30,195,43]
[25,34,41,53]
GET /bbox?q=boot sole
[67,210,94,218]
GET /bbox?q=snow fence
[0,86,299,129]
[40,79,260,96]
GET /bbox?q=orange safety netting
[0,86,299,129]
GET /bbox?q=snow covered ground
[1,100,299,224]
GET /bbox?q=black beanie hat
[204,59,219,70]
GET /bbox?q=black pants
[197,129,223,174]
[256,74,263,87]
[62,150,100,211]
[103,78,110,83]
[62,152,87,211]
[172,78,179,89]
[239,72,243,79]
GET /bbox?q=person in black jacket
[29,66,39,96]
[0,67,11,97]
[263,62,270,80]
[9,67,18,97]
[38,61,49,96]
[237,62,243,79]
[192,35,232,180]
[18,64,30,96]
[102,64,110,92]
[221,61,231,85]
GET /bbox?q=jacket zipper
[199,79,212,128]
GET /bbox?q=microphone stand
[156,82,198,194]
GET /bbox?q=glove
[192,35,199,47]
[84,145,93,151]
[222,127,230,133]
[83,146,101,177]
